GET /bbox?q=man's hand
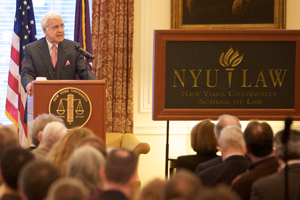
[26,82,33,96]
[232,0,243,15]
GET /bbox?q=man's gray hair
[274,129,300,161]
[218,125,245,153]
[42,121,67,149]
[29,114,63,147]
[214,114,241,138]
[41,12,62,29]
[66,146,106,191]
[47,177,89,200]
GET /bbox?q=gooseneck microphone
[74,44,95,60]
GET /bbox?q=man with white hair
[31,121,67,160]
[21,12,97,96]
[28,114,63,150]
[195,114,242,174]
[197,125,251,186]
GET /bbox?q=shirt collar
[45,38,58,53]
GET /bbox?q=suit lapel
[38,38,54,79]
[56,40,68,80]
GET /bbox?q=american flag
[5,0,37,147]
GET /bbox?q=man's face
[43,17,65,45]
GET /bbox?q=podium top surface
[32,80,106,85]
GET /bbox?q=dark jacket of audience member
[231,121,278,200]
[176,120,219,172]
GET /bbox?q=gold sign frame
[171,0,286,29]
[152,30,300,120]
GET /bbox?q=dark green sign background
[165,41,295,109]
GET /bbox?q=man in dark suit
[21,12,97,96]
[98,149,138,200]
[231,121,278,200]
[197,125,251,186]
[250,129,300,200]
[195,114,242,174]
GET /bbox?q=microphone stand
[85,57,89,80]
[282,117,292,200]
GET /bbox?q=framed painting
[171,0,286,29]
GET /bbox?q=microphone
[74,45,95,60]
[282,117,293,144]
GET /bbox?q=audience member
[46,177,89,200]
[31,121,67,160]
[195,114,242,174]
[138,178,166,200]
[18,160,61,200]
[28,114,63,150]
[0,125,19,158]
[0,147,34,200]
[231,121,278,200]
[98,148,138,200]
[176,120,218,172]
[66,146,106,199]
[164,169,202,200]
[77,136,107,158]
[250,129,300,200]
[194,185,242,200]
[47,127,95,176]
[197,125,251,186]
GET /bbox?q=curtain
[92,0,134,133]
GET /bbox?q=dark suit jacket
[251,163,300,200]
[195,156,223,175]
[198,155,251,187]
[21,37,97,90]
[97,190,129,200]
[177,153,219,173]
[231,155,278,200]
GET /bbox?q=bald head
[214,115,241,138]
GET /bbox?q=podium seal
[49,87,92,129]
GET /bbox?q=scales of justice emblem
[49,87,92,129]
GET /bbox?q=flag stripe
[11,45,20,68]
[8,71,19,95]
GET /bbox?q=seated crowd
[0,114,299,200]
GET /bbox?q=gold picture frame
[171,0,286,29]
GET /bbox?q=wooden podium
[27,80,106,140]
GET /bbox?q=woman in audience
[176,119,219,172]
[66,146,106,200]
[47,127,95,176]
[76,137,107,158]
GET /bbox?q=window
[0,0,78,124]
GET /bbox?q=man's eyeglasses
[51,24,65,31]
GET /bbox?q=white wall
[133,0,300,188]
